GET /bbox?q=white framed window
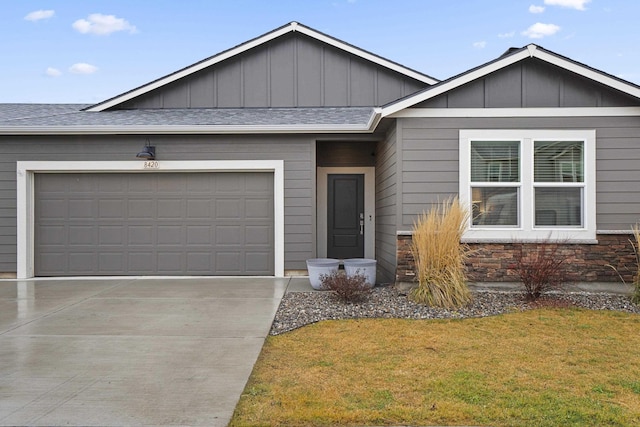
[460,129,596,242]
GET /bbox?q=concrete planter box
[344,258,377,288]
[306,258,339,290]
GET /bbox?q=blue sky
[2,0,638,103]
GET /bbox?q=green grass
[230,309,640,427]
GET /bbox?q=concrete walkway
[0,277,289,427]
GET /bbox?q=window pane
[472,187,519,227]
[534,141,583,183]
[471,141,520,182]
[535,187,582,226]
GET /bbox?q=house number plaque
[143,161,159,169]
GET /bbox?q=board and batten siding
[0,134,316,274]
[416,58,639,109]
[374,123,399,283]
[119,33,427,110]
[397,116,640,231]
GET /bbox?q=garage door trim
[17,160,284,279]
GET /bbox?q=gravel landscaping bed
[270,285,640,335]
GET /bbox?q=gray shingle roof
[0,105,377,133]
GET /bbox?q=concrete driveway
[0,277,291,426]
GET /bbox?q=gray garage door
[34,172,274,276]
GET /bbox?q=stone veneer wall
[396,233,637,283]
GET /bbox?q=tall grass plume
[631,224,640,304]
[410,197,472,308]
[607,223,640,304]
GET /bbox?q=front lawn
[231,309,640,426]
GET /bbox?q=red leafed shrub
[320,270,371,303]
[514,238,567,301]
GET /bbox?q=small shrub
[321,270,371,303]
[410,197,472,309]
[514,237,567,301]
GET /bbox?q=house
[1,22,638,283]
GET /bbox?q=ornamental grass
[410,197,472,309]
[632,224,640,304]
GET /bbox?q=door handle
[359,213,364,235]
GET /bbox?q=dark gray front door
[327,174,364,259]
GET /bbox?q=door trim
[317,167,375,259]
[17,160,285,279]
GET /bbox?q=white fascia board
[0,123,378,135]
[532,48,640,99]
[366,108,383,130]
[86,25,295,112]
[388,107,640,118]
[381,49,532,117]
[294,25,438,85]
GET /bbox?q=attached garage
[17,160,285,278]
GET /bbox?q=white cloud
[529,5,545,13]
[522,22,561,39]
[69,63,98,74]
[543,0,590,10]
[72,13,137,35]
[45,67,62,77]
[24,10,55,22]
[498,31,516,38]
[473,41,487,49]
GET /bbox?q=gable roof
[0,105,381,135]
[381,44,640,117]
[86,22,439,112]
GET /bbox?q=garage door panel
[99,199,125,219]
[246,199,272,219]
[38,225,66,245]
[216,252,242,274]
[246,252,271,273]
[186,200,211,219]
[34,172,274,276]
[99,252,124,272]
[69,252,94,272]
[186,252,213,272]
[129,226,154,245]
[39,198,67,218]
[129,252,154,272]
[187,226,212,244]
[129,199,154,218]
[157,199,183,219]
[246,225,271,245]
[69,226,93,244]
[69,199,93,219]
[98,176,126,192]
[157,226,183,245]
[216,225,242,245]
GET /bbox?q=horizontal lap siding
[398,116,640,231]
[0,135,315,273]
[375,124,398,283]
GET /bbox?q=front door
[327,174,364,259]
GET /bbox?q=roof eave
[0,123,380,135]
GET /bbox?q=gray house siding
[396,116,640,231]
[0,134,317,274]
[416,59,639,109]
[119,33,427,110]
[375,123,398,283]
